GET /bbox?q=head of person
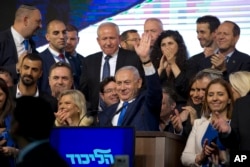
[144,18,163,47]
[100,76,119,107]
[195,68,223,103]
[196,15,220,47]
[216,21,240,53]
[0,68,14,87]
[10,96,55,145]
[97,22,120,56]
[48,62,73,98]
[0,78,15,126]
[57,90,93,126]
[45,19,67,53]
[115,66,142,102]
[19,53,43,87]
[160,86,177,120]
[229,71,250,100]
[203,78,234,119]
[188,77,201,106]
[153,30,188,67]
[120,29,140,51]
[14,4,42,38]
[65,24,79,55]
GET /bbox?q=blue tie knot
[105,55,111,61]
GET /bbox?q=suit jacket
[220,93,250,151]
[79,48,144,111]
[187,50,250,80]
[16,142,69,167]
[38,48,77,95]
[181,117,210,166]
[11,84,58,113]
[98,72,162,131]
[65,52,86,89]
[0,29,37,83]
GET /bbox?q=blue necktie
[23,39,29,51]
[117,102,128,126]
[102,55,111,80]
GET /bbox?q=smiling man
[79,22,144,111]
[97,33,162,131]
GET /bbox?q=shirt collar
[11,26,25,45]
[16,84,39,98]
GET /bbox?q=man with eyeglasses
[99,76,119,110]
[120,29,140,51]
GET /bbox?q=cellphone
[209,137,217,147]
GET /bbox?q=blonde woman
[229,71,250,100]
[55,90,94,126]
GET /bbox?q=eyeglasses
[125,38,140,42]
[103,89,116,94]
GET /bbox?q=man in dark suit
[187,15,221,78]
[11,53,58,112]
[213,92,250,152]
[0,4,42,83]
[39,19,76,94]
[79,22,144,111]
[98,33,162,131]
[65,24,86,89]
[10,96,69,167]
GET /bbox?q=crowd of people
[0,3,250,167]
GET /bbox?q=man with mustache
[11,53,58,112]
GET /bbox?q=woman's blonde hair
[229,71,250,97]
[58,90,93,126]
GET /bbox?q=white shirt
[48,47,69,63]
[112,99,135,126]
[99,50,118,81]
[16,85,39,98]
[11,26,27,56]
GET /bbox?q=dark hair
[223,20,240,36]
[162,86,178,105]
[66,24,79,35]
[202,78,234,119]
[0,67,12,77]
[13,96,55,140]
[22,53,43,66]
[120,29,138,41]
[100,76,116,93]
[0,78,15,126]
[151,30,188,75]
[196,15,220,33]
[49,62,73,77]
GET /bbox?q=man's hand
[170,109,183,133]
[134,33,151,62]
[210,53,226,71]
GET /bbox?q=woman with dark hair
[181,78,233,166]
[0,78,18,167]
[152,30,189,101]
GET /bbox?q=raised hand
[204,47,215,57]
[212,112,231,134]
[134,33,151,62]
